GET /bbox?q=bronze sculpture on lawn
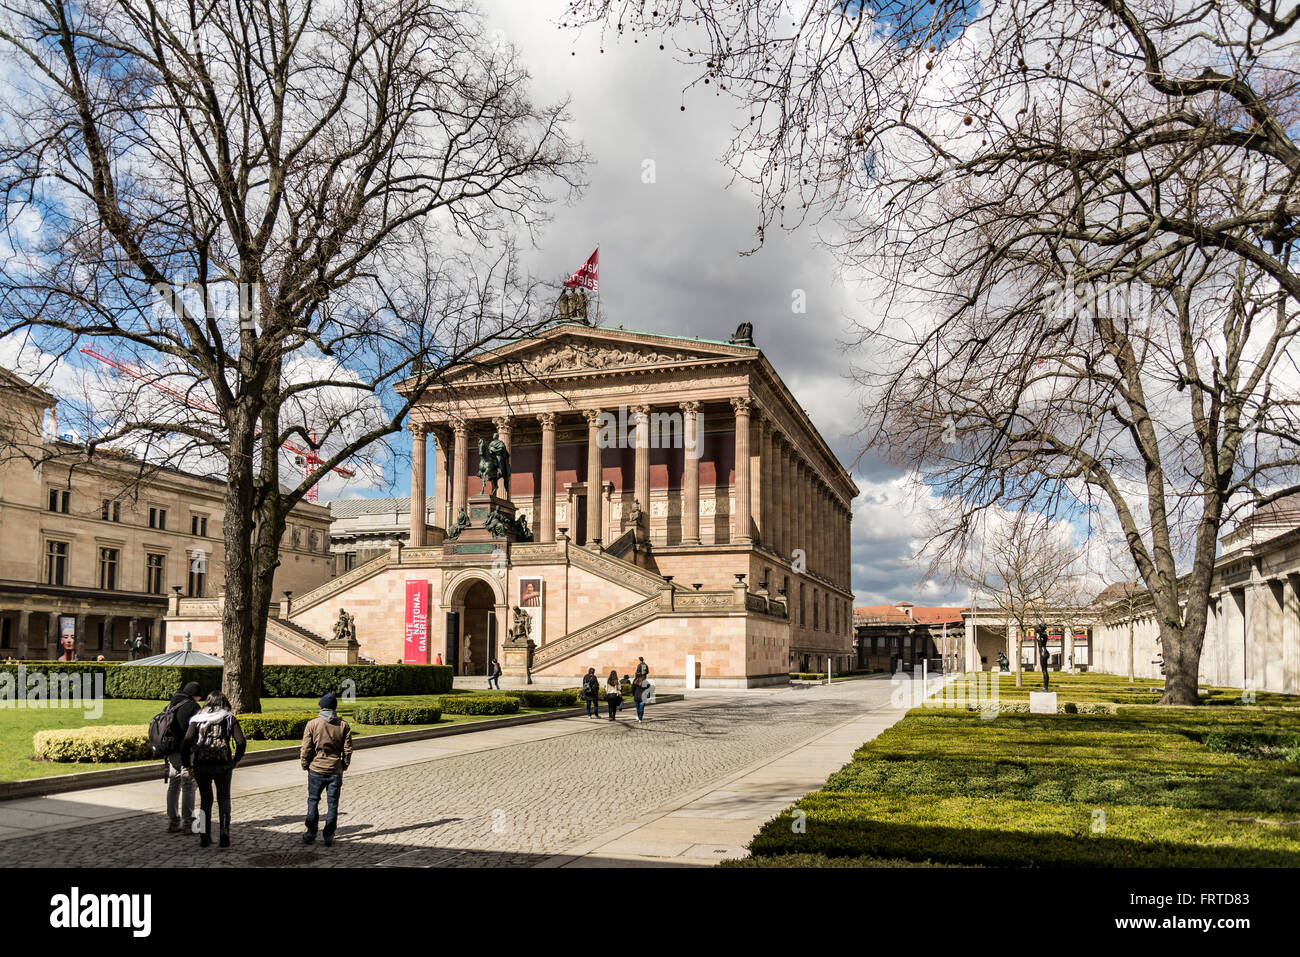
[1035,621,1051,691]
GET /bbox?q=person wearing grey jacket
[300,692,354,846]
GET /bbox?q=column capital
[492,414,512,433]
[582,408,603,426]
[629,403,650,417]
[409,421,429,436]
[730,395,752,415]
[451,417,469,437]
[537,411,557,429]
[679,400,701,414]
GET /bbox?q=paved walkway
[0,676,907,867]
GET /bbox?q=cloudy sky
[366,0,958,608]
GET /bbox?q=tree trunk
[1159,619,1203,705]
[221,409,260,714]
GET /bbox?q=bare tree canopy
[0,0,585,709]
[569,0,1300,703]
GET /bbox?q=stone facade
[0,367,334,661]
[168,323,859,686]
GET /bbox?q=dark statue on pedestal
[1036,621,1050,691]
[477,433,511,497]
[996,649,1010,673]
[446,507,470,540]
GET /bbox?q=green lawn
[0,690,577,782]
[735,673,1300,867]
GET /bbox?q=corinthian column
[409,423,428,547]
[432,426,450,529]
[539,412,557,543]
[681,401,701,545]
[584,409,603,546]
[731,397,752,544]
[632,404,650,539]
[451,419,469,519]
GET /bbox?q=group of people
[156,684,353,848]
[581,656,655,722]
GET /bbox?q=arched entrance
[443,570,507,677]
[459,580,496,677]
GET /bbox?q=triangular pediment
[445,323,756,383]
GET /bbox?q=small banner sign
[404,579,429,663]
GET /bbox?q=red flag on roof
[563,248,598,291]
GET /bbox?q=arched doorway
[459,580,496,677]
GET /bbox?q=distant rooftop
[327,496,414,519]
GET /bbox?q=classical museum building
[168,321,859,686]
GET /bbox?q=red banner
[563,248,598,291]
[404,579,429,664]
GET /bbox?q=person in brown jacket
[300,692,353,846]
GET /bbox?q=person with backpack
[605,669,622,721]
[631,673,648,722]
[300,692,353,847]
[487,657,502,690]
[153,681,202,834]
[180,691,246,848]
[635,656,649,681]
[581,667,601,718]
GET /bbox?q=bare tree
[570,0,1300,703]
[0,0,585,710]
[942,510,1087,687]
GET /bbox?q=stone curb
[0,694,685,802]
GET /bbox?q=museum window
[100,499,120,522]
[98,547,119,590]
[149,506,167,530]
[188,565,205,598]
[191,514,207,536]
[45,540,68,585]
[343,552,357,572]
[47,487,69,513]
[146,553,165,594]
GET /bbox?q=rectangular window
[98,547,119,590]
[100,499,120,522]
[343,552,357,572]
[187,566,205,598]
[48,488,69,513]
[149,506,167,530]
[146,553,165,595]
[191,514,207,537]
[45,541,68,585]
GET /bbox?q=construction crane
[79,346,354,502]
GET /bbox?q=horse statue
[477,433,511,498]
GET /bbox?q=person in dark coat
[163,681,203,833]
[180,691,247,849]
[605,670,622,721]
[581,667,601,718]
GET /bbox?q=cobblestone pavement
[0,680,895,868]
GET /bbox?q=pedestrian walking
[180,691,246,849]
[635,656,649,680]
[582,667,601,718]
[605,669,622,721]
[301,692,354,847]
[153,680,202,834]
[435,653,443,666]
[631,673,648,722]
[488,657,502,690]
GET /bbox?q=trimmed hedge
[261,664,452,698]
[500,689,579,708]
[352,705,442,725]
[437,694,520,716]
[33,725,151,763]
[0,662,453,700]
[236,712,316,740]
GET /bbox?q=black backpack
[148,700,185,757]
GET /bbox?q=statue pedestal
[1029,691,1058,714]
[503,639,533,684]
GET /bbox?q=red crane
[79,346,354,502]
